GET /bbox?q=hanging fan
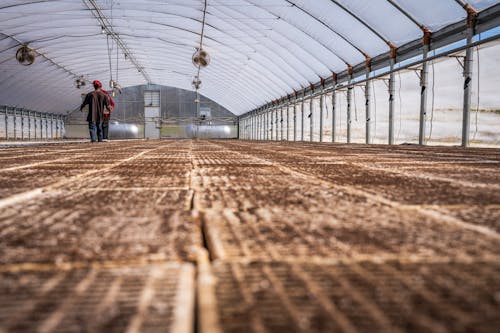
[16,45,36,66]
[192,48,210,68]
[192,77,202,90]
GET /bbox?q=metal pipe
[13,109,17,139]
[332,89,337,143]
[462,23,475,147]
[309,97,314,142]
[286,103,290,141]
[365,65,372,144]
[21,110,24,140]
[293,99,297,141]
[301,98,305,141]
[319,91,324,142]
[280,106,284,141]
[419,43,430,145]
[28,111,31,140]
[51,114,54,139]
[4,108,8,140]
[388,57,396,145]
[347,71,353,143]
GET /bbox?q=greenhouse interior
[0,1,499,332]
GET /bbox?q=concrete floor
[0,139,499,333]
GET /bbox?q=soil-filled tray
[210,260,500,333]
[0,263,194,333]
[0,189,201,264]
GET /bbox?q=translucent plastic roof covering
[0,0,499,115]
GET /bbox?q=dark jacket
[81,90,110,123]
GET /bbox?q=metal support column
[51,114,54,139]
[347,68,353,143]
[280,106,284,141]
[286,102,290,141]
[45,114,49,139]
[301,97,305,141]
[4,108,8,140]
[13,109,17,139]
[267,109,270,141]
[388,53,396,145]
[365,62,372,144]
[462,10,476,147]
[332,87,337,143]
[309,97,314,142]
[293,99,297,141]
[28,111,31,140]
[419,31,431,145]
[319,90,324,142]
[21,110,24,140]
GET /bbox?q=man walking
[101,89,115,141]
[80,80,111,142]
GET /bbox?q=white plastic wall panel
[0,0,499,116]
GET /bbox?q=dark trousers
[88,122,103,142]
[102,118,109,140]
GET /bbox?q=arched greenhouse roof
[1,0,499,115]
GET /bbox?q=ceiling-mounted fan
[16,45,36,66]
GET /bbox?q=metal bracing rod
[347,73,353,143]
[365,65,372,144]
[419,44,430,145]
[293,99,297,141]
[388,57,396,145]
[332,87,337,143]
[309,97,314,142]
[462,21,475,147]
[319,90,324,142]
[83,0,151,84]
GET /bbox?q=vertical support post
[286,100,290,141]
[21,110,24,140]
[276,107,279,141]
[309,96,314,142]
[462,9,476,147]
[34,112,37,140]
[347,66,353,143]
[293,96,297,141]
[301,95,305,141]
[28,111,31,140]
[51,114,54,139]
[365,60,372,144]
[419,30,431,145]
[388,47,396,145]
[265,110,268,140]
[4,107,8,140]
[46,114,49,139]
[39,112,42,139]
[332,75,337,143]
[13,109,17,139]
[319,87,324,142]
[280,105,284,141]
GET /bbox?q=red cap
[92,80,102,88]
